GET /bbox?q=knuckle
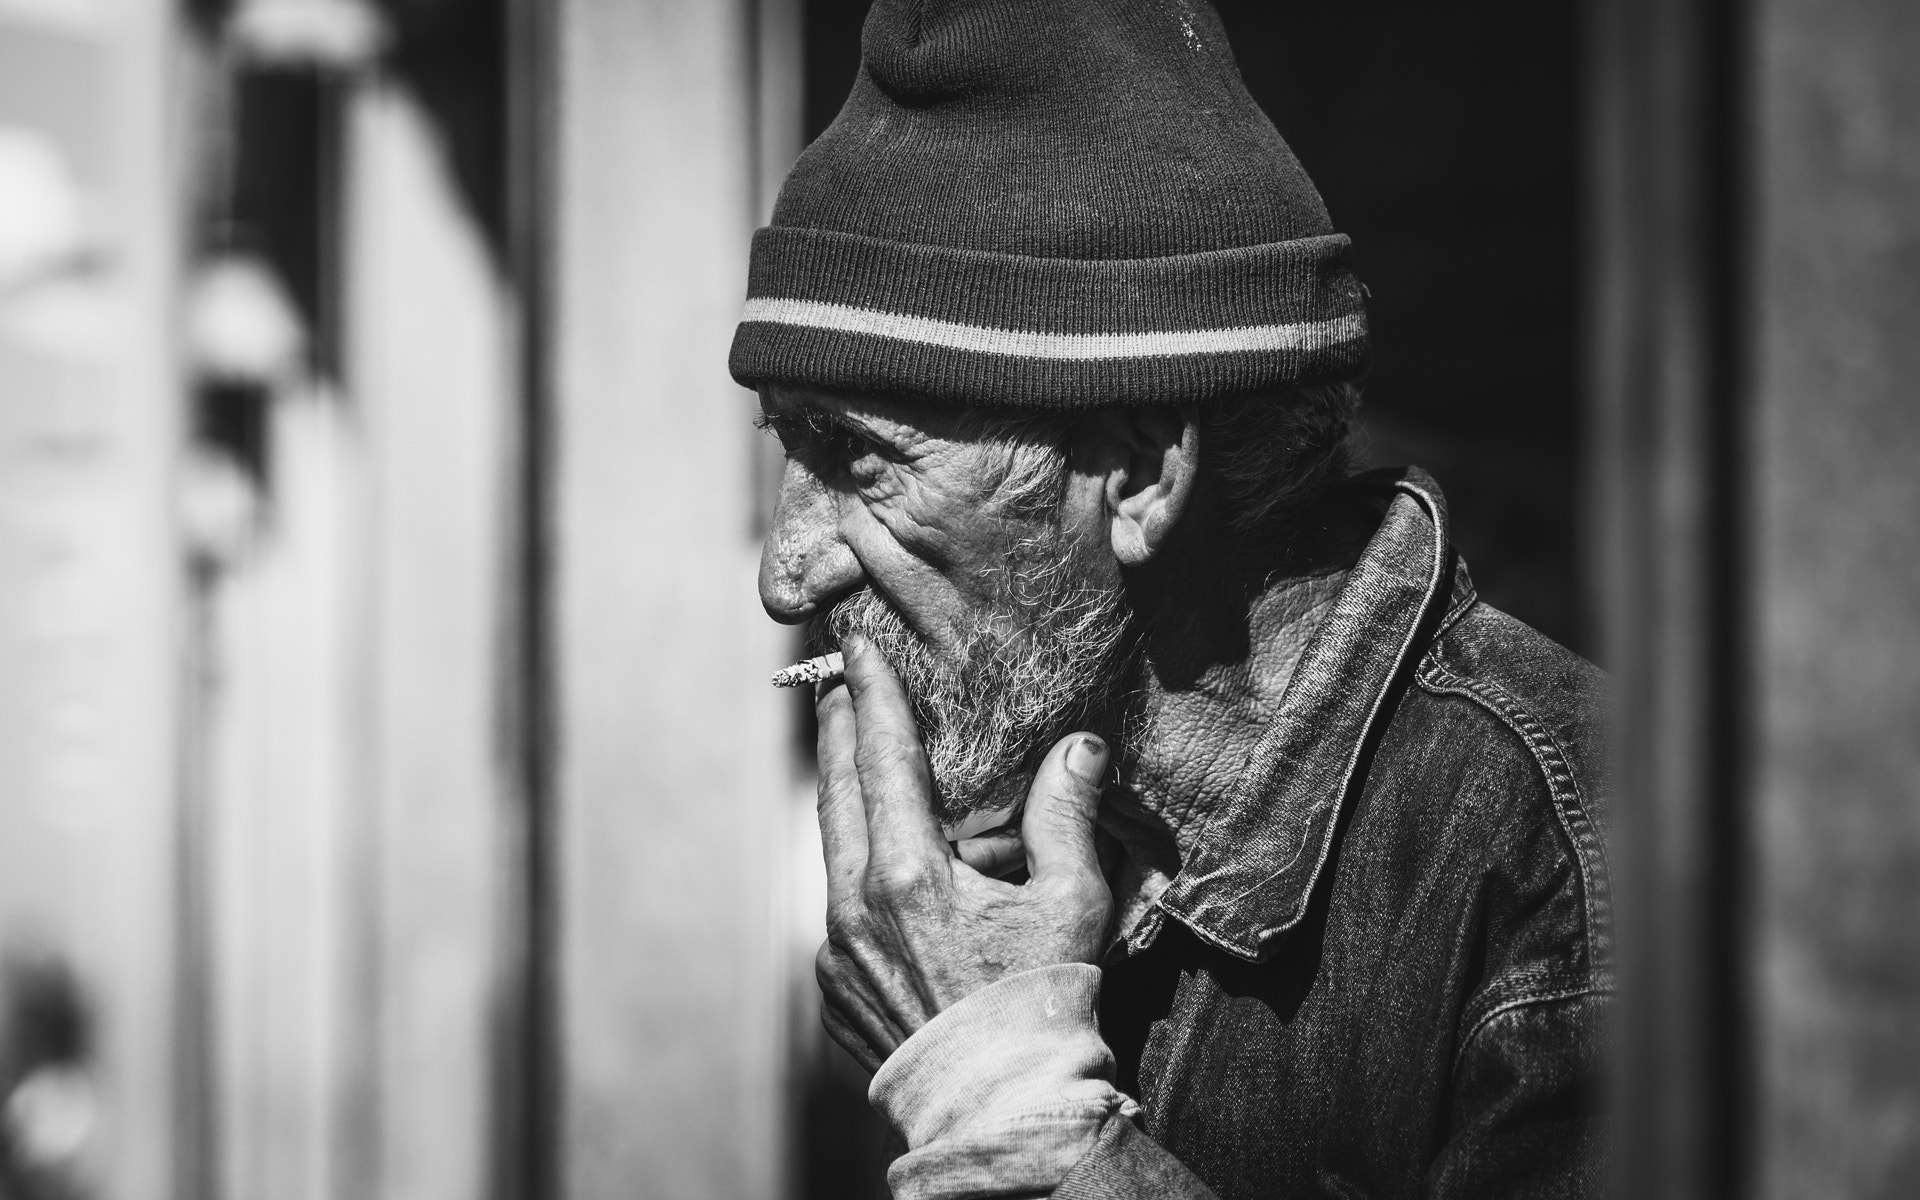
[1042,872,1112,923]
[1072,891,1115,944]
[862,859,938,906]
[1086,890,1115,930]
[1035,861,1095,897]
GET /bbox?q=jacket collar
[1146,467,1472,962]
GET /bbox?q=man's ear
[1096,406,1201,567]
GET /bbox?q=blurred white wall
[547,0,796,1195]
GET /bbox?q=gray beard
[813,532,1139,828]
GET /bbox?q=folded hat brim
[730,226,1369,409]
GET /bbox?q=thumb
[1021,733,1108,886]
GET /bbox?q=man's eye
[755,413,880,471]
[827,427,876,463]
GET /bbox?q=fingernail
[1065,736,1107,784]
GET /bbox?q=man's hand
[814,633,1115,1073]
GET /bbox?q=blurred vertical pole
[342,72,519,1200]
[752,0,804,220]
[1597,0,1920,1194]
[749,0,804,539]
[1587,0,1750,1197]
[539,1,792,1198]
[747,0,820,1194]
[1748,1,1920,1195]
[190,51,367,1200]
[501,0,557,1196]
[203,364,366,1200]
[88,2,187,1195]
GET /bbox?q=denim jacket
[869,468,1613,1199]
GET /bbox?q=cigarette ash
[771,651,844,688]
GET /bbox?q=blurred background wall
[0,2,1911,1199]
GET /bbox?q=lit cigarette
[771,651,844,688]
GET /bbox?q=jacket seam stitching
[1453,983,1608,1071]
[1432,577,1478,641]
[1413,658,1613,976]
[1456,964,1588,1045]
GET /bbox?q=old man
[731,2,1609,1197]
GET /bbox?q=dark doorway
[1212,1,1583,652]
[802,0,1585,652]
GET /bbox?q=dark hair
[1200,381,1362,541]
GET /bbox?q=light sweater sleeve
[867,963,1142,1200]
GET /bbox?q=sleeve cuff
[869,963,1140,1200]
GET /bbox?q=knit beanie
[728,0,1368,410]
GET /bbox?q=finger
[1020,734,1108,886]
[819,996,885,1075]
[842,633,950,866]
[815,941,894,1073]
[821,998,887,1075]
[953,827,1026,878]
[814,678,867,907]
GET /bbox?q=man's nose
[758,461,864,624]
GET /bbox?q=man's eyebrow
[753,403,857,441]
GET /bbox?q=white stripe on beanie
[739,298,1366,362]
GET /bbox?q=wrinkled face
[756,385,1138,825]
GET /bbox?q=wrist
[871,962,1136,1147]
